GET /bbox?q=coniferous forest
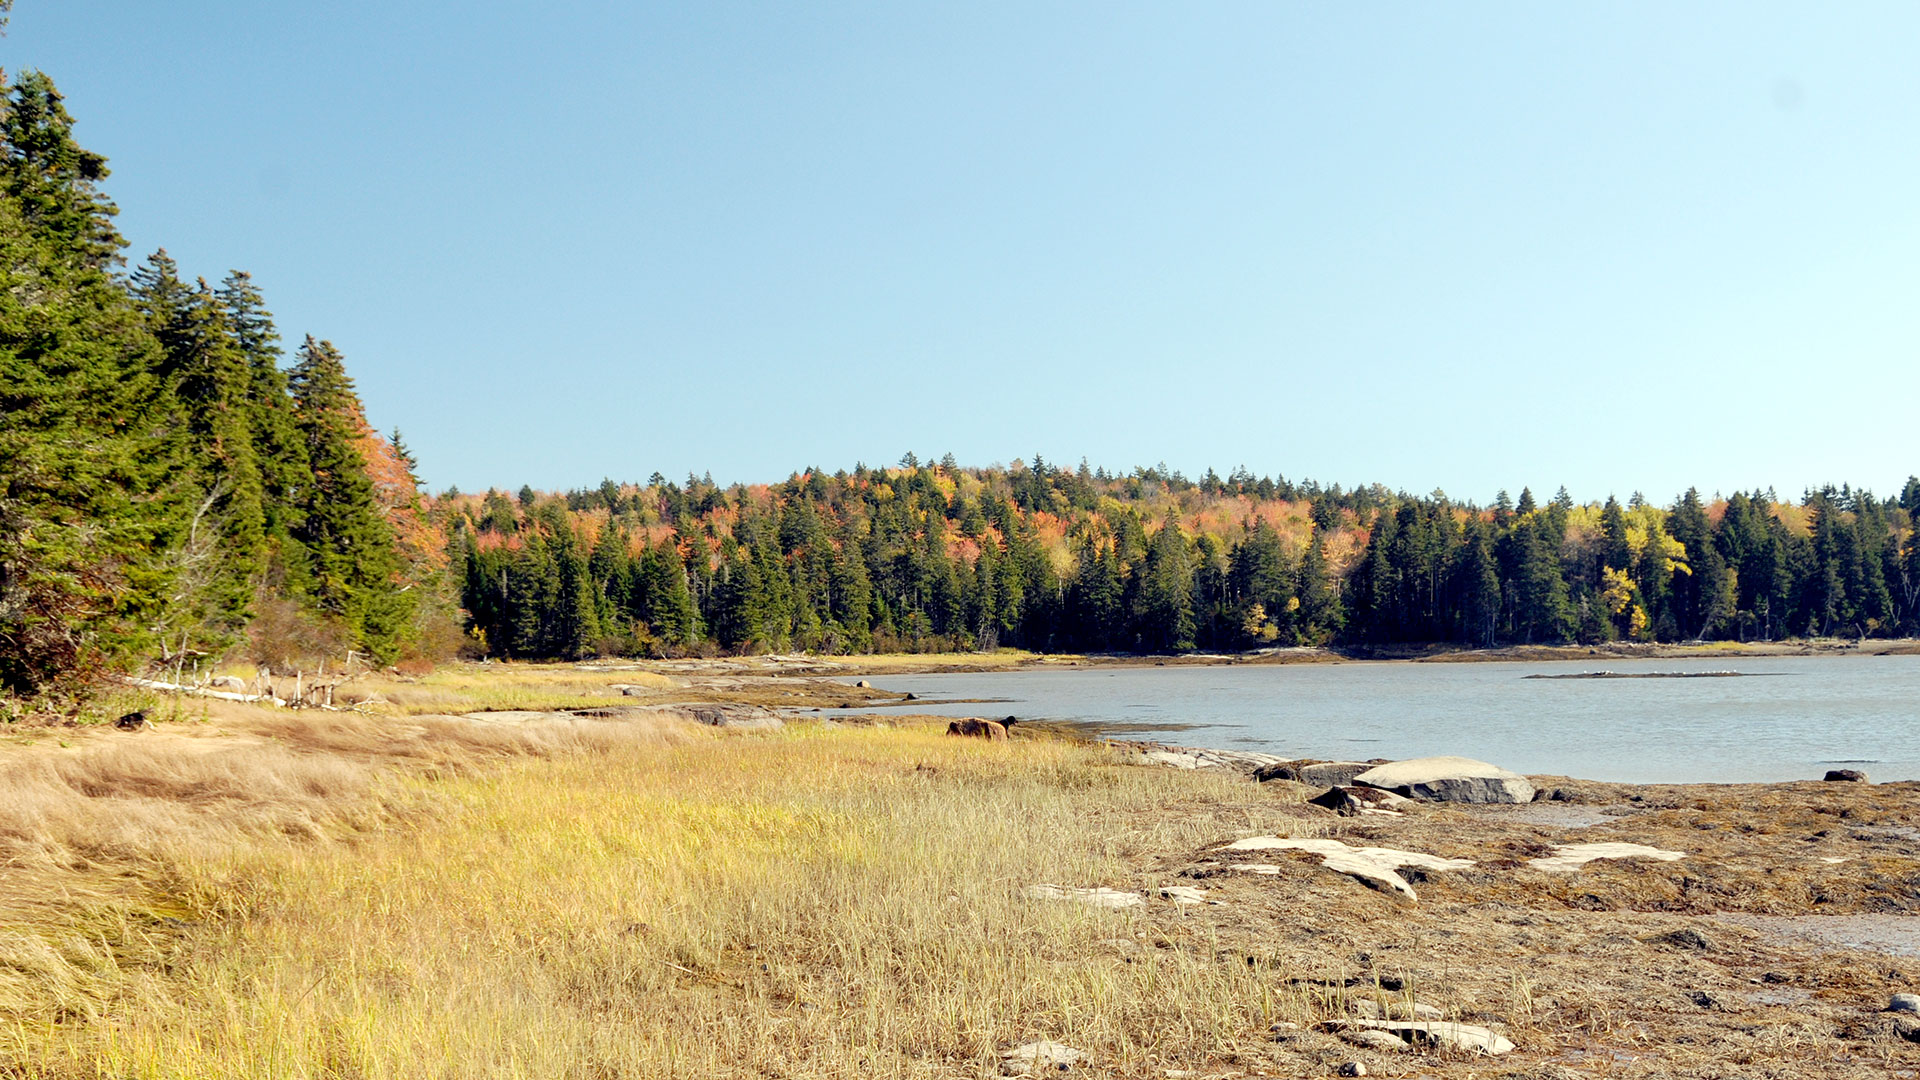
[0,71,441,705]
[3,70,1919,710]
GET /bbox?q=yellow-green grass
[4,724,1315,1079]
[358,665,680,715]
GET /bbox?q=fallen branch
[117,676,284,707]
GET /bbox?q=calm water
[840,655,1920,784]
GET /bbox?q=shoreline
[810,636,1920,677]
[6,662,1919,1075]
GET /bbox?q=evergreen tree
[218,270,310,544]
[1133,522,1195,652]
[132,251,268,657]
[287,336,410,660]
[0,72,182,695]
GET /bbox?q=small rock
[1825,769,1869,783]
[1000,1040,1083,1075]
[1340,1029,1408,1053]
[1336,1061,1369,1077]
[1653,928,1716,952]
[1026,884,1144,909]
[1890,992,1920,1013]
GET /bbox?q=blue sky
[7,3,1917,504]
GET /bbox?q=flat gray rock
[1353,756,1536,804]
[1342,1018,1515,1055]
[1000,1040,1084,1075]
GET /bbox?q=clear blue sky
[7,3,1917,504]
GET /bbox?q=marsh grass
[3,720,1321,1078]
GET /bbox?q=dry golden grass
[4,666,1919,1078]
[4,724,1327,1078]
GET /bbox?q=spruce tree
[132,251,267,657]
[0,72,181,696]
[287,336,408,660]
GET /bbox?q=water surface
[842,655,1920,784]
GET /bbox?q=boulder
[947,718,1008,741]
[1352,756,1536,804]
[1825,769,1869,783]
[1890,993,1920,1014]
[853,679,870,688]
[1309,785,1417,817]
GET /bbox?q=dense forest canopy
[1,68,1917,713]
[445,463,1919,660]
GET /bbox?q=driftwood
[118,676,284,706]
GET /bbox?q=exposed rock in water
[1352,756,1536,804]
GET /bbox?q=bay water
[838,655,1920,784]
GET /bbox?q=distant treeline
[0,72,444,705]
[5,68,1918,712]
[444,459,1920,660]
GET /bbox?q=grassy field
[2,711,1322,1078]
[4,664,1919,1077]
